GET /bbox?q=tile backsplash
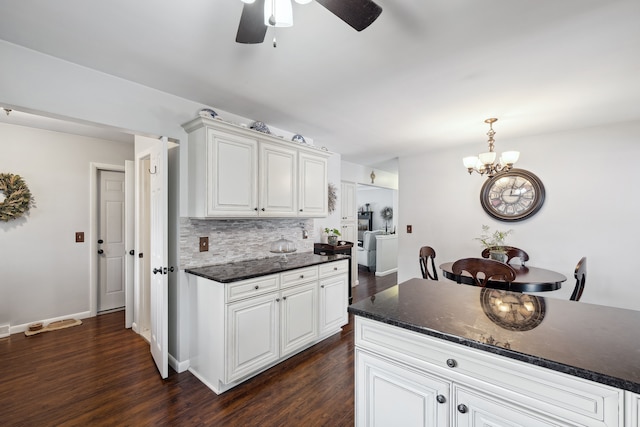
[180,217,315,269]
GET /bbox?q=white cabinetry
[319,260,349,335]
[182,117,329,218]
[354,317,623,427]
[627,392,640,427]
[259,141,297,217]
[299,152,328,217]
[340,181,358,286]
[189,260,348,394]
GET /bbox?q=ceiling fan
[236,0,383,44]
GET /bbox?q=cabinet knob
[283,296,287,300]
[457,404,468,414]
[261,208,265,211]
[299,275,304,278]
[97,249,104,254]
[254,207,258,211]
[446,359,457,368]
[299,209,303,212]
[436,394,446,404]
[321,285,325,288]
[153,267,162,275]
[276,298,280,302]
[334,267,338,270]
[254,285,259,290]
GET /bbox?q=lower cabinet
[189,260,349,394]
[627,392,640,427]
[354,316,625,427]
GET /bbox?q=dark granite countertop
[186,252,349,283]
[348,278,640,393]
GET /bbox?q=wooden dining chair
[452,258,517,288]
[570,257,586,301]
[481,246,530,266]
[419,246,438,280]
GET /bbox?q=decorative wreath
[327,183,337,214]
[0,173,34,222]
[380,206,393,221]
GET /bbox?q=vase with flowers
[475,225,513,263]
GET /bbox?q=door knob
[97,249,104,254]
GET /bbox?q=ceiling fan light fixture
[264,0,294,27]
[294,0,313,4]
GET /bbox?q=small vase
[327,235,338,245]
[490,250,508,263]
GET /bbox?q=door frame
[89,162,125,317]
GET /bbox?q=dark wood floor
[1,268,397,427]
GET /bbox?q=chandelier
[463,118,519,178]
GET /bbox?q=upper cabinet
[183,117,329,218]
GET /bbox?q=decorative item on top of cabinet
[182,117,330,219]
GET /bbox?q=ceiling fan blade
[236,0,268,44]
[316,0,382,32]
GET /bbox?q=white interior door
[124,160,134,328]
[98,170,126,312]
[136,135,168,379]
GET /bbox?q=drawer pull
[254,285,259,290]
[457,404,468,414]
[300,275,304,278]
[436,394,446,404]
[446,358,457,368]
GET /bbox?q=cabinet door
[226,293,279,382]
[454,386,562,427]
[341,223,357,243]
[259,142,297,217]
[280,282,318,356]
[356,349,450,427]
[627,391,640,427]
[207,129,259,216]
[319,273,348,335]
[298,152,327,217]
[341,181,356,222]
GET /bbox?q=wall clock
[480,169,545,222]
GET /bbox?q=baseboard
[10,310,92,335]
[375,267,397,277]
[0,324,9,338]
[169,353,190,373]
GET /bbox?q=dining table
[439,261,567,292]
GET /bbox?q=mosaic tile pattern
[179,217,315,269]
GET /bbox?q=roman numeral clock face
[480,169,545,222]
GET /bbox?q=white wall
[0,123,133,326]
[398,120,640,311]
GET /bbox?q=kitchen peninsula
[186,253,349,394]
[349,279,640,426]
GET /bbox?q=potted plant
[324,227,341,245]
[475,225,513,262]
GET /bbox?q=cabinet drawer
[281,266,318,289]
[355,317,622,426]
[226,275,279,302]
[319,260,348,278]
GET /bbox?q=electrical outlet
[407,225,412,234]
[199,236,209,252]
[75,232,84,242]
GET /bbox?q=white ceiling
[1,0,639,172]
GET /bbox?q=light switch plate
[199,236,209,252]
[75,232,85,242]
